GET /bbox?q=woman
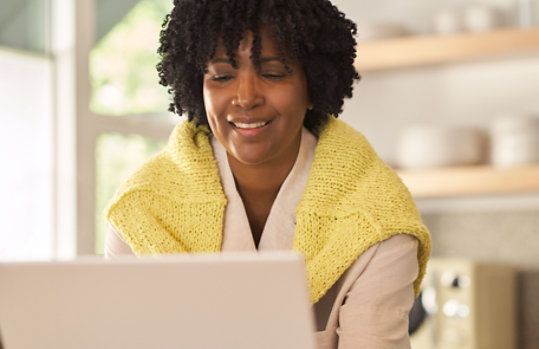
[105,0,431,347]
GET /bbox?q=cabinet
[353,27,539,200]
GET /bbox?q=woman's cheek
[204,87,230,119]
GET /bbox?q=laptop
[0,252,316,349]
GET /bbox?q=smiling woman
[202,30,311,241]
[203,29,309,169]
[104,1,431,348]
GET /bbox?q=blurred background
[0,0,538,348]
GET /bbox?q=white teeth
[233,121,268,129]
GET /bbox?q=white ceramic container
[396,124,488,169]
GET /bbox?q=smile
[231,120,271,129]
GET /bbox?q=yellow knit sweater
[106,117,431,304]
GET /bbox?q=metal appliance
[410,258,516,349]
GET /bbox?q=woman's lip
[230,120,272,136]
[230,120,271,129]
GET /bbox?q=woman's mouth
[230,120,271,129]
[228,120,272,137]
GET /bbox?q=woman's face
[203,29,310,169]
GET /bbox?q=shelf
[397,164,539,198]
[355,26,539,71]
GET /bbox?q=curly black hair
[157,0,360,133]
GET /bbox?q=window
[90,0,175,254]
[0,0,49,54]
[90,0,172,116]
[1,0,180,259]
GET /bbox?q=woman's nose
[232,71,263,110]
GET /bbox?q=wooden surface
[397,164,539,198]
[355,27,539,71]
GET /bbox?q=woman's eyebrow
[208,58,233,65]
[207,56,285,66]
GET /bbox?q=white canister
[490,116,539,167]
[432,9,463,35]
[358,22,411,41]
[462,5,501,33]
[396,125,488,169]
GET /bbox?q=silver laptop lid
[0,252,316,349]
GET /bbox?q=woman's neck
[226,143,300,246]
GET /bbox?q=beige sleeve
[104,223,135,258]
[337,234,419,349]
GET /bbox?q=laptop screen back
[0,252,316,349]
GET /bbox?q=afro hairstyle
[157,0,360,133]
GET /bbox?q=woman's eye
[262,73,286,80]
[211,75,233,82]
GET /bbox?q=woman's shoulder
[305,117,414,215]
[106,120,224,211]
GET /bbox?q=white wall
[330,0,539,165]
[332,0,527,35]
[342,53,539,164]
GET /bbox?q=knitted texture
[293,118,431,303]
[106,117,431,304]
[106,121,226,254]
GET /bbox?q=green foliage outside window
[91,0,173,254]
[90,0,172,116]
